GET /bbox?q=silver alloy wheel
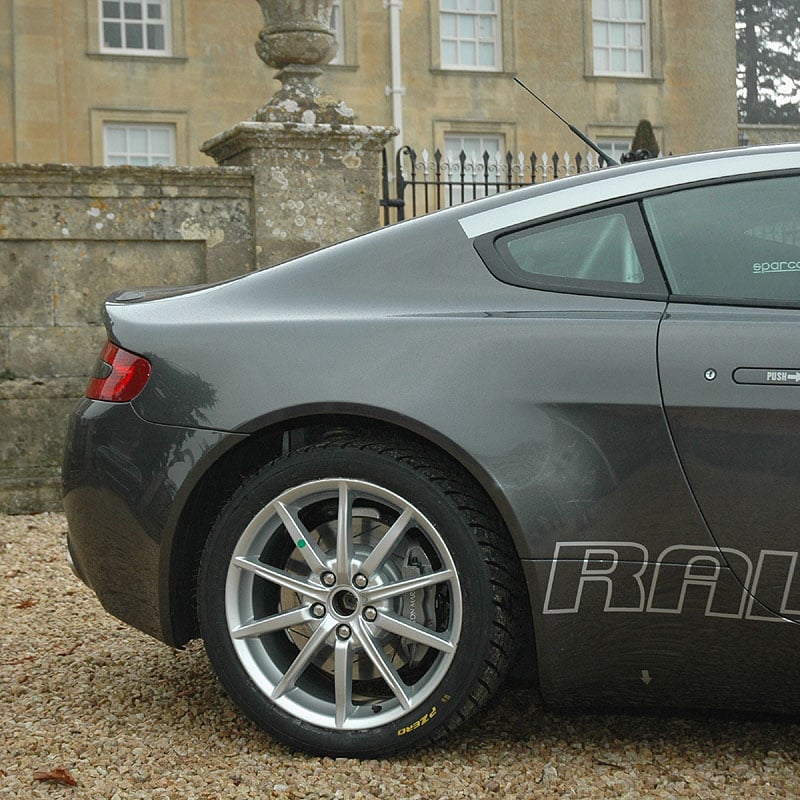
[224,478,463,730]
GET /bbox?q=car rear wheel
[197,436,522,756]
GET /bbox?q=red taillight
[86,341,152,402]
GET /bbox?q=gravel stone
[3,512,800,798]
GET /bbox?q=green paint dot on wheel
[297,539,306,548]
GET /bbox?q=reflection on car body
[64,144,800,757]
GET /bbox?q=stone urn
[253,0,354,124]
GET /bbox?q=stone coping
[201,120,398,163]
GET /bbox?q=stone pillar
[201,0,396,269]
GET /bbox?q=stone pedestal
[201,1,397,268]
[201,121,396,269]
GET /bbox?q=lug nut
[337,624,352,640]
[363,606,377,623]
[353,573,368,589]
[321,571,336,587]
[310,603,326,619]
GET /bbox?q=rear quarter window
[473,202,667,299]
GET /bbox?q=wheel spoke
[334,636,355,728]
[365,568,455,604]
[273,499,328,573]
[233,556,328,602]
[372,610,456,653]
[335,481,354,583]
[231,605,312,639]
[273,617,337,700]
[358,507,414,578]
[354,621,412,710]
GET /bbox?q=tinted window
[502,212,644,283]
[475,203,666,298]
[644,176,800,305]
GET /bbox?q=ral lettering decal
[543,541,800,623]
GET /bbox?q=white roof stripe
[457,150,800,239]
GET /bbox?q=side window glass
[501,211,644,283]
[643,176,800,305]
[474,203,666,298]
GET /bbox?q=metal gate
[380,145,607,225]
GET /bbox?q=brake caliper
[397,544,436,666]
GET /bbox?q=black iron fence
[380,145,610,225]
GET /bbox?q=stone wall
[1,111,393,514]
[0,164,256,513]
[738,124,800,146]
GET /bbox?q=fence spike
[380,146,609,223]
[418,148,430,177]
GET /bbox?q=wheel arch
[166,404,533,654]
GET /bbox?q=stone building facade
[0,0,742,512]
[2,0,739,168]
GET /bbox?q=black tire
[197,436,522,757]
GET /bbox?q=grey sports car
[64,144,800,756]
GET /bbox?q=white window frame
[329,0,343,64]
[99,0,172,56]
[592,0,649,77]
[439,0,501,72]
[596,138,633,163]
[444,133,504,161]
[103,123,176,166]
[443,132,506,203]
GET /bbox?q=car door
[648,173,800,622]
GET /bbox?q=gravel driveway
[2,512,800,799]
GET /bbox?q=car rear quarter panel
[104,212,706,564]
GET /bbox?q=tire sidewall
[198,444,499,757]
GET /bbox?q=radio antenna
[513,77,619,166]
